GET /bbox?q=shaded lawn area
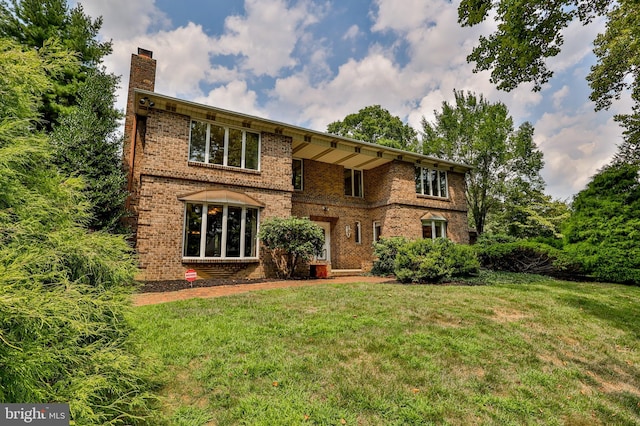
[130,272,640,425]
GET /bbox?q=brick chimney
[123,48,157,232]
[123,48,156,178]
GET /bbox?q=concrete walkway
[133,275,397,306]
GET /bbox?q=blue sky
[76,0,631,200]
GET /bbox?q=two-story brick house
[124,48,471,281]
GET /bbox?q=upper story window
[344,168,363,197]
[415,166,448,198]
[183,203,259,259]
[189,120,260,170]
[292,158,303,190]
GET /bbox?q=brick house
[124,48,472,281]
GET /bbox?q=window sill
[417,194,450,201]
[182,257,260,264]
[187,160,261,174]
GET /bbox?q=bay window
[183,203,259,259]
[189,120,260,170]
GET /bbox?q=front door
[315,221,331,263]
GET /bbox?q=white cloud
[343,25,360,40]
[212,0,322,76]
[552,85,570,109]
[195,81,265,117]
[76,0,170,39]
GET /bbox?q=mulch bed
[136,276,326,293]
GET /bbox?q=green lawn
[130,272,640,425]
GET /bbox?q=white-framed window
[189,120,260,170]
[344,168,363,197]
[422,219,447,240]
[415,166,448,198]
[355,221,362,244]
[183,203,259,259]
[292,158,303,190]
[373,220,382,242]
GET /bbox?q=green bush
[371,236,408,276]
[259,217,324,278]
[394,238,480,284]
[475,237,582,278]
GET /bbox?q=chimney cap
[137,48,153,58]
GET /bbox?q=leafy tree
[259,217,325,278]
[563,162,640,284]
[458,0,640,146]
[422,90,545,234]
[327,105,419,151]
[51,69,128,232]
[0,39,161,424]
[0,0,112,129]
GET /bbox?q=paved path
[133,275,397,306]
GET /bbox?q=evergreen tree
[0,38,161,424]
[51,69,128,232]
[563,162,640,284]
[0,0,112,129]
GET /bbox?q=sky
[74,0,632,200]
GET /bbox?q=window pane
[439,171,447,198]
[209,124,225,165]
[184,204,203,256]
[435,222,446,238]
[244,208,258,257]
[226,206,242,257]
[354,170,363,197]
[205,205,223,257]
[422,221,433,239]
[228,128,243,167]
[344,168,353,196]
[245,132,260,170]
[189,121,207,162]
[430,169,438,196]
[373,221,381,242]
[355,221,361,244]
[415,167,423,194]
[292,159,303,190]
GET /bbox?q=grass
[130,272,640,425]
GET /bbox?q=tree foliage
[258,217,325,278]
[563,162,640,284]
[327,105,419,151]
[51,69,128,232]
[422,90,546,234]
[0,0,112,129]
[0,39,161,424]
[458,0,640,145]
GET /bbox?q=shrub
[371,236,408,276]
[475,237,582,278]
[259,217,324,278]
[394,239,479,284]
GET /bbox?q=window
[373,221,381,242]
[189,120,260,170]
[183,203,259,259]
[355,221,362,244]
[292,158,303,190]
[344,168,363,197]
[415,166,448,198]
[422,219,447,240]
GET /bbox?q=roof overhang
[177,189,265,208]
[133,89,473,173]
[421,212,447,221]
